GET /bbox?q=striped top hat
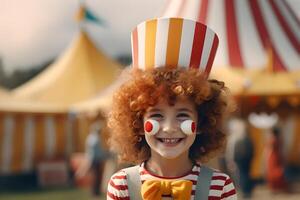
[131,18,219,77]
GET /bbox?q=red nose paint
[145,121,153,133]
[191,122,196,133]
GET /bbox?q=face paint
[144,119,160,135]
[180,120,196,135]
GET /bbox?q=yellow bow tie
[141,179,193,200]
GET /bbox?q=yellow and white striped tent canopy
[12,31,122,106]
[0,94,73,174]
[0,31,123,175]
[0,111,74,174]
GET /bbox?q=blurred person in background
[76,121,109,198]
[265,127,289,193]
[233,124,254,199]
[229,119,254,199]
[226,118,255,198]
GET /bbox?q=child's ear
[196,130,202,135]
[139,131,145,136]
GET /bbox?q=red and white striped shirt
[107,162,237,200]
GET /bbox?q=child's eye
[177,113,190,118]
[150,113,163,118]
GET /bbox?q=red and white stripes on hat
[131,18,219,76]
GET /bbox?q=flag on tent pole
[75,5,106,26]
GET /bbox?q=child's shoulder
[201,165,232,182]
[209,169,235,190]
[199,166,236,198]
[109,165,141,184]
[110,169,129,184]
[108,168,135,199]
[108,169,130,196]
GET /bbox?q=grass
[0,187,105,200]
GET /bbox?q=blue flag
[84,7,106,26]
[76,5,107,27]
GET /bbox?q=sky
[0,0,165,73]
[0,0,299,73]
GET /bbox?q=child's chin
[157,151,183,159]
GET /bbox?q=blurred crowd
[223,118,300,199]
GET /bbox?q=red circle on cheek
[145,121,153,133]
[191,122,196,133]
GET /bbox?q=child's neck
[146,152,193,177]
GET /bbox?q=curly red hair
[108,67,234,164]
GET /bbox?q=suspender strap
[194,165,213,200]
[123,165,142,200]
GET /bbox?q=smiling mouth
[156,138,184,144]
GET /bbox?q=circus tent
[67,69,130,152]
[161,0,300,179]
[0,31,122,175]
[161,0,300,107]
[162,0,299,71]
[12,31,121,106]
[70,69,130,114]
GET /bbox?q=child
[107,18,237,200]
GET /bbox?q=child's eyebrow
[147,108,162,113]
[177,108,193,114]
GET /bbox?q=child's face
[143,96,198,159]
